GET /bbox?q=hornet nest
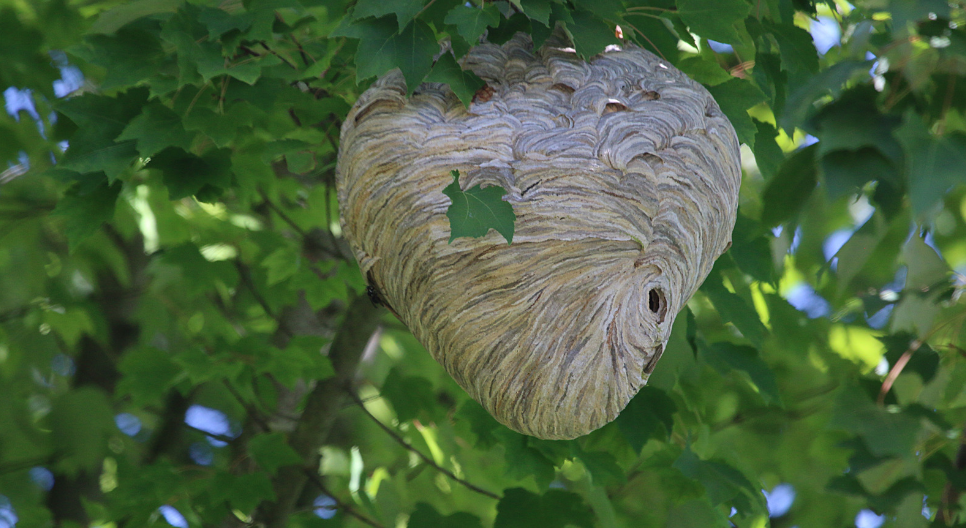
[336,31,741,439]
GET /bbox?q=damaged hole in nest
[648,288,667,323]
[603,100,629,114]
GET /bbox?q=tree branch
[345,390,501,500]
[255,293,382,528]
[302,469,386,528]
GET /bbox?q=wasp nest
[337,32,740,439]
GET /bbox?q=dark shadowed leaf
[353,0,425,29]
[764,21,819,73]
[676,0,750,43]
[894,112,966,217]
[444,3,501,45]
[409,503,483,528]
[707,79,767,147]
[48,387,115,475]
[701,341,782,406]
[673,446,765,515]
[117,347,181,407]
[616,386,676,452]
[828,384,921,458]
[117,101,195,158]
[666,499,730,528]
[426,52,485,106]
[565,10,618,58]
[248,432,303,474]
[760,144,817,226]
[351,17,437,92]
[494,488,594,528]
[50,176,122,251]
[380,368,440,422]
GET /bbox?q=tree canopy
[1,0,966,527]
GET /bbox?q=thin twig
[345,390,502,500]
[223,379,272,432]
[302,470,386,528]
[234,260,293,338]
[260,190,309,238]
[618,20,669,62]
[258,40,300,70]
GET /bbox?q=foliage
[0,0,966,527]
[444,170,515,244]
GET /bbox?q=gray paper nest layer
[337,32,741,439]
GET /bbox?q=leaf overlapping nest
[337,31,741,439]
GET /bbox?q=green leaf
[820,148,899,202]
[764,21,819,73]
[209,472,276,512]
[261,246,301,286]
[760,144,817,227]
[520,0,554,25]
[568,443,626,486]
[248,432,302,474]
[706,79,767,147]
[56,89,149,181]
[197,5,254,39]
[673,446,765,515]
[352,17,437,92]
[831,211,891,297]
[729,214,776,284]
[809,86,902,163]
[666,499,730,528]
[48,387,115,475]
[894,112,966,217]
[183,104,255,148]
[88,0,182,35]
[50,176,122,251]
[780,60,873,132]
[700,271,769,348]
[283,336,335,381]
[675,0,750,43]
[676,56,733,86]
[701,341,782,406]
[425,52,485,106]
[72,26,166,91]
[409,503,483,528]
[353,0,425,30]
[615,386,677,452]
[565,10,617,58]
[380,368,440,422]
[117,347,182,407]
[159,243,240,296]
[0,9,59,97]
[828,384,921,458]
[494,488,595,528]
[891,233,951,335]
[117,101,195,158]
[496,430,557,489]
[444,170,516,243]
[444,4,501,45]
[147,147,232,199]
[457,399,503,448]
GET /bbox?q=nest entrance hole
[648,288,667,324]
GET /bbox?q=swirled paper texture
[337,32,741,439]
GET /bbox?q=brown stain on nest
[336,31,741,439]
